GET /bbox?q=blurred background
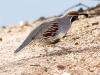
[0,0,99,27]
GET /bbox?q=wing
[42,22,58,38]
[55,15,71,39]
[42,22,59,44]
[47,15,71,43]
[14,22,49,53]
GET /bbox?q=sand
[0,15,100,75]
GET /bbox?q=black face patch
[70,16,78,23]
[42,22,58,39]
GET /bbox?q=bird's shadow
[34,46,92,58]
[12,46,99,66]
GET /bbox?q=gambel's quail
[14,11,88,53]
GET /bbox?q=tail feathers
[14,22,46,53]
[14,37,33,53]
[14,45,23,53]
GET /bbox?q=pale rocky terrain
[0,13,100,75]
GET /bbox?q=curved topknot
[67,11,79,15]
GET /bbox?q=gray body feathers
[14,14,71,53]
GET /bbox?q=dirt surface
[0,15,100,75]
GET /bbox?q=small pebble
[57,65,65,70]
[75,42,79,45]
[61,72,70,75]
[0,38,2,41]
[92,22,99,25]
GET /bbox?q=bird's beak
[79,13,88,18]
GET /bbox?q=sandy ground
[0,16,100,75]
